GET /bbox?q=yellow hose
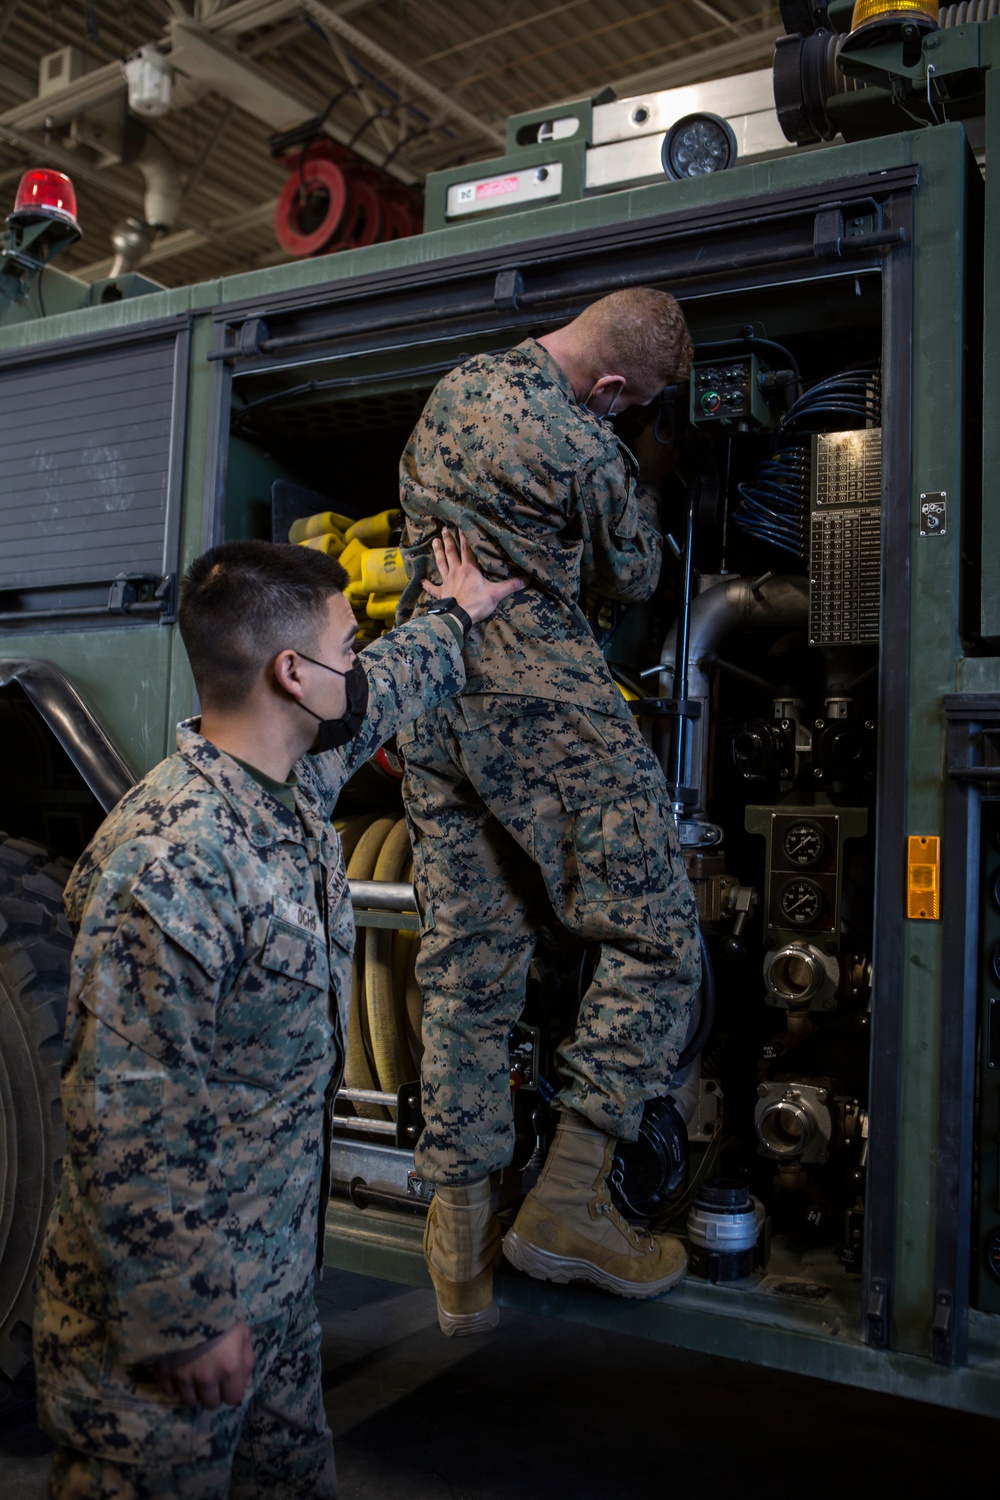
[365,592,402,620]
[288,510,355,543]
[344,508,400,549]
[364,819,416,1107]
[334,814,378,868]
[360,547,405,595]
[299,532,345,557]
[394,857,424,1076]
[344,815,397,1120]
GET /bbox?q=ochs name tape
[276,898,320,935]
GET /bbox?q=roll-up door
[0,324,188,625]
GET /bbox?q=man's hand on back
[154,1320,255,1410]
[425,528,523,625]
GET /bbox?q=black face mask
[293,652,370,750]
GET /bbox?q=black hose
[677,926,715,1070]
[667,476,699,799]
[696,331,802,383]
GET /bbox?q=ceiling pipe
[109,121,181,278]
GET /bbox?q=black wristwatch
[426,597,473,637]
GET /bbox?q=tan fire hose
[343,815,398,1120]
[364,818,417,1108]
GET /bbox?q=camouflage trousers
[398,694,701,1185]
[38,1281,336,1500]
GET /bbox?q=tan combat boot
[502,1113,688,1298]
[424,1177,502,1336]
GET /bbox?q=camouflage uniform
[397,338,701,1184]
[33,616,465,1499]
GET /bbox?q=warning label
[476,175,519,200]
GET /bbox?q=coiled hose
[733,366,880,560]
[339,814,424,1125]
[342,815,398,1120]
[338,816,713,1127]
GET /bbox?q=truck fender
[0,658,135,814]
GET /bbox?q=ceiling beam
[0,62,33,101]
[607,26,782,97]
[74,198,278,280]
[169,17,318,130]
[0,120,144,212]
[167,18,421,183]
[298,0,505,149]
[0,0,21,47]
[0,59,126,133]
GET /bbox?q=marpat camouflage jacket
[35,615,463,1370]
[398,337,663,714]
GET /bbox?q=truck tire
[0,833,72,1399]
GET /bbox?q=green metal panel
[503,94,599,153]
[422,140,588,231]
[5,624,175,778]
[165,311,214,736]
[323,1204,1000,1417]
[973,803,1000,1313]
[895,126,975,1356]
[213,129,920,311]
[981,57,1000,641]
[2,100,998,1406]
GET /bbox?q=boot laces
[596,1193,655,1251]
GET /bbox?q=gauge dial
[778,878,825,927]
[781,821,827,869]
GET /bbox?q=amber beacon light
[851,0,938,25]
[841,0,939,51]
[907,835,940,920]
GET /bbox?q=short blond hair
[573,287,692,392]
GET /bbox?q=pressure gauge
[778,878,825,927]
[781,821,827,868]
[661,113,738,181]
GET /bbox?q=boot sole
[502,1230,687,1299]
[437,1301,500,1337]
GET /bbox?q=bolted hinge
[866,1277,889,1347]
[813,198,906,261]
[494,268,524,310]
[931,1290,955,1365]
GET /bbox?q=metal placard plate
[446,162,563,218]
[919,490,947,536]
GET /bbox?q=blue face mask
[293,652,370,750]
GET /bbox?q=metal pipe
[348,879,415,913]
[332,1116,396,1136]
[657,574,810,818]
[110,126,182,277]
[337,1086,397,1106]
[667,476,699,815]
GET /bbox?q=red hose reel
[274,140,422,258]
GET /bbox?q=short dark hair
[179,539,348,710]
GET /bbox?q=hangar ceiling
[0,0,781,289]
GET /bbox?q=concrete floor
[3,1268,997,1498]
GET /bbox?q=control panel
[689,354,770,428]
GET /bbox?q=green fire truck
[2,0,999,1417]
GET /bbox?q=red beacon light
[9,169,79,235]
